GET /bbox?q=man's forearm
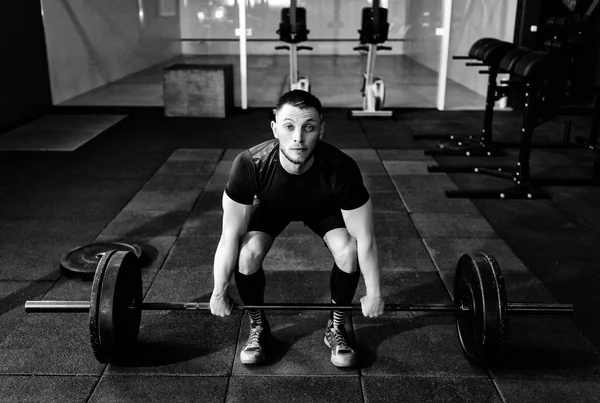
[212,235,240,296]
[356,234,381,297]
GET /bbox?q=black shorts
[247,203,346,238]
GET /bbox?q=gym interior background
[5,0,599,126]
[3,0,521,127]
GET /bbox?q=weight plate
[454,252,508,366]
[97,250,143,364]
[89,250,116,364]
[60,242,142,278]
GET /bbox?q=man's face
[271,103,324,166]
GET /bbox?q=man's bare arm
[211,192,252,315]
[342,198,384,317]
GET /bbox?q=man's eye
[284,125,294,130]
[305,125,314,131]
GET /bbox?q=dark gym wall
[513,0,599,105]
[0,1,52,131]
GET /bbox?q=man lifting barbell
[209,89,385,367]
[22,93,576,368]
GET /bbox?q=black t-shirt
[225,139,370,220]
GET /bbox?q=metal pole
[290,44,298,89]
[436,0,452,111]
[24,300,574,315]
[238,0,248,109]
[506,302,574,315]
[365,43,376,110]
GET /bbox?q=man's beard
[281,146,316,166]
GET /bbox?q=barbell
[24,250,574,367]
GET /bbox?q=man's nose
[292,128,304,143]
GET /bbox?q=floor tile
[377,149,435,161]
[140,174,209,193]
[362,175,398,193]
[52,152,164,180]
[167,148,224,161]
[0,238,92,281]
[492,316,600,380]
[422,238,531,274]
[495,378,600,403]
[205,173,229,192]
[123,189,202,212]
[0,313,105,375]
[391,174,480,213]
[357,271,453,305]
[99,210,189,238]
[341,148,380,161]
[191,190,224,213]
[373,213,421,238]
[0,218,104,244]
[227,376,363,403]
[161,236,220,270]
[179,212,223,238]
[473,199,575,230]
[0,281,54,343]
[264,237,336,271]
[0,375,98,403]
[354,313,487,377]
[277,221,321,238]
[106,311,242,375]
[356,160,388,176]
[154,160,218,176]
[384,161,443,175]
[362,376,503,403]
[370,192,407,213]
[89,375,228,403]
[411,213,499,238]
[143,268,233,303]
[376,237,437,272]
[421,237,557,301]
[0,178,143,220]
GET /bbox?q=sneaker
[240,319,271,365]
[324,319,357,367]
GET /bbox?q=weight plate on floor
[454,252,508,366]
[97,250,143,364]
[89,250,116,364]
[60,242,142,278]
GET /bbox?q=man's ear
[271,120,278,139]
[319,121,325,140]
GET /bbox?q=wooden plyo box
[163,64,234,118]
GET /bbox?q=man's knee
[238,231,273,274]
[325,229,358,272]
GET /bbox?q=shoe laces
[330,325,351,352]
[247,323,263,348]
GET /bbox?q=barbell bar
[23,249,575,367]
[24,301,574,315]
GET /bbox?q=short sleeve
[224,151,257,205]
[335,157,370,210]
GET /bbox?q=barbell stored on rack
[24,250,574,366]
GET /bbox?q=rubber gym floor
[0,107,599,402]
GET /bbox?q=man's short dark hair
[275,90,322,116]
